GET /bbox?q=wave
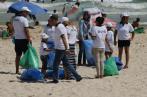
[80,0,133,3]
[0,2,12,9]
[100,2,147,9]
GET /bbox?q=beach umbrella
[8,1,47,15]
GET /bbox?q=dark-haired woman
[114,13,135,69]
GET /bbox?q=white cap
[61,17,69,23]
[106,22,113,27]
[121,12,129,17]
[21,7,31,12]
[41,33,49,39]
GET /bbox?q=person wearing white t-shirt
[91,17,107,78]
[114,13,135,69]
[62,17,78,79]
[12,7,32,74]
[49,15,82,83]
[105,22,114,59]
[42,18,55,49]
[40,33,51,75]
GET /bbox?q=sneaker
[76,77,82,82]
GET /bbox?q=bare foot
[100,75,104,79]
[123,65,128,69]
[95,75,100,79]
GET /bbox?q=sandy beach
[0,25,147,97]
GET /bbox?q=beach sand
[0,26,147,97]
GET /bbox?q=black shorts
[118,40,130,48]
[15,39,29,56]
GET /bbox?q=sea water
[0,0,147,26]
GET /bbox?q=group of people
[10,6,137,83]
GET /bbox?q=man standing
[12,7,32,74]
[50,15,82,83]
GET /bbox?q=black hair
[53,9,56,13]
[6,21,11,26]
[136,18,140,22]
[83,11,91,22]
[75,2,80,6]
[50,14,58,20]
[96,17,104,25]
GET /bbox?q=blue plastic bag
[47,41,55,69]
[114,57,123,71]
[47,41,55,49]
[46,68,64,79]
[83,40,95,66]
[47,51,55,69]
[20,69,44,81]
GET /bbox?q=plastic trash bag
[134,27,144,34]
[19,44,39,69]
[47,41,54,49]
[47,51,55,70]
[20,69,44,81]
[104,57,119,76]
[114,57,123,71]
[2,30,9,39]
[46,68,64,79]
[83,40,95,66]
[47,41,55,69]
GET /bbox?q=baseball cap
[106,22,113,27]
[41,33,49,39]
[21,7,31,12]
[121,12,129,17]
[61,17,69,23]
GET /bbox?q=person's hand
[28,37,32,43]
[65,49,70,55]
[110,48,113,53]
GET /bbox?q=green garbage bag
[19,44,39,69]
[104,57,119,76]
[2,30,9,39]
[134,27,144,34]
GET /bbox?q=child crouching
[40,33,51,75]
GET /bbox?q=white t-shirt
[42,25,55,42]
[105,30,114,52]
[40,42,49,56]
[91,25,107,48]
[13,16,29,39]
[54,23,69,50]
[116,23,134,40]
[66,26,78,44]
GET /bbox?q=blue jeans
[53,50,81,81]
[78,40,86,65]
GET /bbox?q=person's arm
[43,43,51,51]
[105,34,113,53]
[24,27,31,42]
[130,24,135,41]
[8,24,14,36]
[131,31,135,41]
[79,20,84,40]
[91,26,96,40]
[61,34,69,50]
[114,30,117,46]
[44,48,51,51]
[23,18,32,42]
